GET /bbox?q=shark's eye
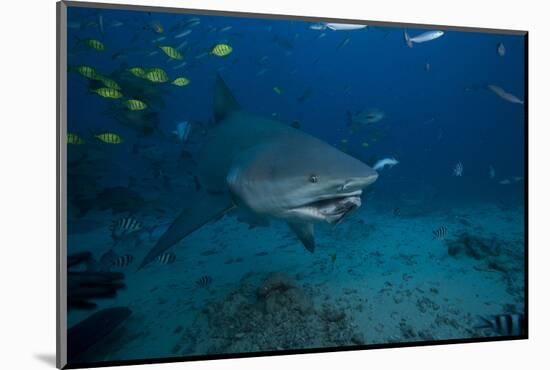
[309,174,319,183]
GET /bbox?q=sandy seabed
[67,198,525,363]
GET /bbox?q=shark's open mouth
[290,193,362,224]
[314,195,362,224]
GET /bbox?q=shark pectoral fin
[138,192,234,269]
[288,222,315,253]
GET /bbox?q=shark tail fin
[214,73,241,122]
[404,31,413,48]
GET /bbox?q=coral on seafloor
[445,232,524,303]
[189,272,365,354]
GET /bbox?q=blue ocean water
[65,5,526,366]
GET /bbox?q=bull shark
[138,75,378,268]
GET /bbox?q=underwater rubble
[445,232,525,304]
[176,272,365,355]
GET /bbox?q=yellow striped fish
[97,76,121,90]
[211,43,233,57]
[74,65,99,79]
[144,68,169,83]
[172,77,190,87]
[159,45,183,60]
[93,87,123,99]
[67,133,85,145]
[128,67,146,78]
[84,39,105,51]
[95,132,123,144]
[124,99,147,111]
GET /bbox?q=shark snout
[339,170,378,192]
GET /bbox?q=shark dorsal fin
[214,73,241,122]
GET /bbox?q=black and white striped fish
[476,313,525,336]
[155,252,176,265]
[196,275,213,288]
[432,226,448,240]
[110,217,143,239]
[111,254,134,268]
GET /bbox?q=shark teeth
[321,196,362,224]
[305,195,362,224]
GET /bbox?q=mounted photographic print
[57,1,528,368]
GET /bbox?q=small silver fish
[109,20,124,28]
[98,13,104,36]
[452,161,463,177]
[151,36,166,43]
[337,38,350,50]
[325,23,367,31]
[404,30,444,48]
[175,29,192,39]
[487,84,523,105]
[372,158,399,171]
[497,42,506,57]
[172,61,187,70]
[256,68,268,76]
[188,19,201,27]
[309,23,326,31]
[347,109,385,127]
[175,40,188,51]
